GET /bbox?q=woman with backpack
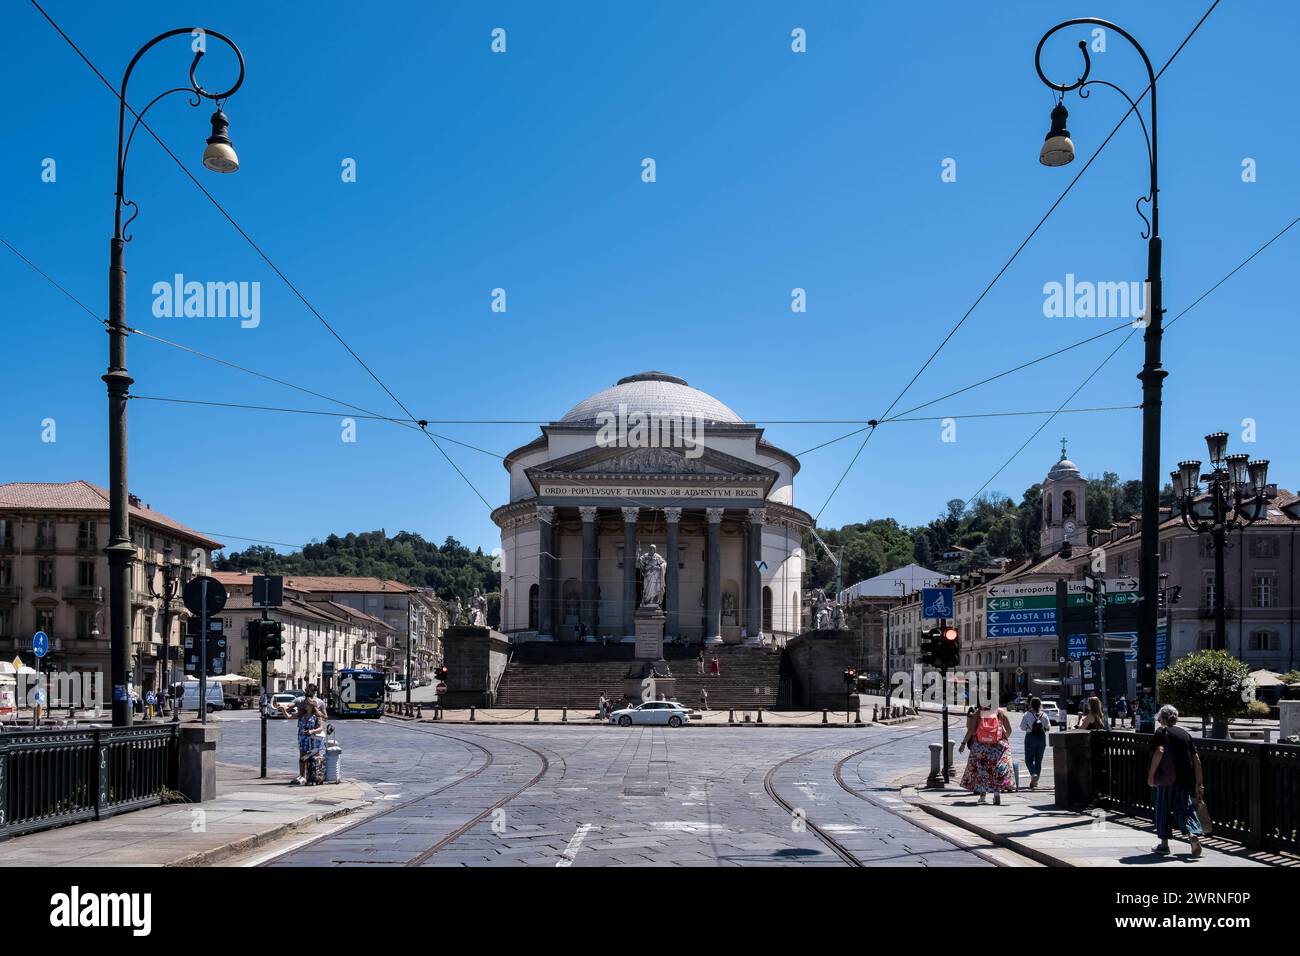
[1019,697,1051,790]
[959,702,1014,804]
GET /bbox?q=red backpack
[976,713,1002,745]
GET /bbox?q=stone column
[537,506,555,640]
[579,507,599,639]
[705,508,723,645]
[746,508,766,644]
[622,507,639,639]
[663,508,681,639]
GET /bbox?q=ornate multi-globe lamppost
[1034,19,1165,713]
[1171,433,1270,653]
[106,29,244,726]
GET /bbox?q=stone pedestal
[621,659,676,707]
[441,625,512,707]
[634,606,665,660]
[178,722,221,803]
[1280,699,1300,741]
[1050,730,1095,810]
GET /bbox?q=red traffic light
[942,626,959,642]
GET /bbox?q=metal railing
[0,724,178,840]
[1092,730,1300,854]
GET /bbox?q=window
[37,559,55,589]
[528,584,539,631]
[0,609,10,637]
[1202,577,1216,610]
[0,559,11,586]
[1252,573,1276,609]
[77,611,96,640]
[36,520,55,548]
[1248,536,1278,559]
[1249,630,1279,652]
[78,561,95,587]
[762,586,773,632]
[78,520,97,549]
[1160,540,1171,562]
[36,609,54,636]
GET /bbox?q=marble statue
[722,591,737,624]
[811,588,831,630]
[449,596,464,626]
[830,603,846,631]
[469,588,488,627]
[636,545,667,608]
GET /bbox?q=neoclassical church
[492,372,810,645]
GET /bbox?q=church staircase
[492,643,784,711]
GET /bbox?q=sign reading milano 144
[984,578,1138,638]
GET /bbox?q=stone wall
[785,630,861,710]
[440,626,512,707]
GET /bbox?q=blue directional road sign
[988,622,1056,638]
[32,630,48,658]
[922,588,954,619]
[986,609,1057,626]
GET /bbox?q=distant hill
[213,530,499,602]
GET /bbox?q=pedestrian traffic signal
[939,625,961,669]
[263,620,285,661]
[843,667,857,686]
[246,620,263,659]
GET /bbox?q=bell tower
[1039,438,1088,555]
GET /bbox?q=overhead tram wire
[31,0,492,512]
[956,209,1300,509]
[811,0,1221,523]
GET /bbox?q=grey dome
[559,372,744,425]
[1048,458,1081,480]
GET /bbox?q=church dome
[559,371,744,425]
[1048,457,1081,481]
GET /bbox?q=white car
[1038,701,1062,726]
[609,701,690,727]
[386,680,402,692]
[265,692,298,718]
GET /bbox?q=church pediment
[530,444,774,480]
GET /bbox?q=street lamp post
[1172,433,1269,653]
[146,546,185,718]
[105,28,244,726]
[1034,19,1165,709]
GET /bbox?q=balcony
[1198,605,1236,620]
[76,536,99,553]
[0,585,18,606]
[33,535,57,552]
[63,585,105,603]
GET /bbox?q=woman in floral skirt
[959,702,1015,804]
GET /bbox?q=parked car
[265,692,298,717]
[386,680,402,692]
[181,682,226,714]
[608,700,690,727]
[1038,701,1063,726]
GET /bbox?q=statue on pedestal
[449,596,464,626]
[468,588,488,627]
[636,545,667,609]
[830,602,846,631]
[812,588,831,630]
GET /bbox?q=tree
[912,532,932,567]
[1156,650,1251,737]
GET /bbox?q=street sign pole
[199,577,209,726]
[941,618,950,783]
[1093,575,1109,723]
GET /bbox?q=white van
[181,682,226,714]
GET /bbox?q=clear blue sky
[4,0,1296,556]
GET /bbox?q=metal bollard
[470,706,476,721]
[562,707,567,723]
[756,708,763,724]
[533,707,540,722]
[416,704,423,719]
[871,705,878,722]
[822,709,828,724]
[728,708,735,725]
[855,707,863,726]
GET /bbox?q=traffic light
[246,620,263,659]
[263,620,285,661]
[436,664,449,682]
[843,666,857,686]
[1157,585,1182,611]
[939,625,961,670]
[920,626,941,667]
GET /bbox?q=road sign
[436,682,448,696]
[988,623,1056,638]
[922,587,954,619]
[253,574,284,607]
[32,631,48,658]
[986,578,1137,598]
[183,576,227,617]
[987,609,1057,625]
[322,661,335,680]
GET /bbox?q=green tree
[1156,649,1251,737]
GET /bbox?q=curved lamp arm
[114,27,245,240]
[1035,18,1158,239]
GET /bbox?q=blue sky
[4,0,1296,556]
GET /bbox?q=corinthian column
[663,508,681,639]
[621,507,639,639]
[578,506,599,639]
[537,506,555,641]
[746,508,766,644]
[705,508,723,645]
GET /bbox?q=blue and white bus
[331,667,387,718]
